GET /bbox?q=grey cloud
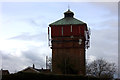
[0,51,27,73]
[0,46,48,73]
[21,48,45,67]
[8,32,47,42]
[86,2,118,65]
[23,16,48,30]
[91,2,118,15]
[29,19,47,28]
[87,27,118,65]
[20,46,49,69]
[100,19,118,28]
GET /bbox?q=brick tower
[48,9,90,75]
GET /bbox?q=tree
[86,59,116,78]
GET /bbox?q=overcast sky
[0,2,118,74]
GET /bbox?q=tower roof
[49,9,86,26]
[64,9,74,17]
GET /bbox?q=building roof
[49,17,85,26]
[49,9,86,26]
[20,67,40,73]
[0,69,10,75]
[18,64,51,73]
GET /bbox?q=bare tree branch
[86,59,116,78]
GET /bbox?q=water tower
[48,9,90,75]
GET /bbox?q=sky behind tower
[0,2,118,74]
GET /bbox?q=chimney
[33,64,35,69]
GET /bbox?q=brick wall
[52,36,86,75]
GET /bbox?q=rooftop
[49,9,86,26]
